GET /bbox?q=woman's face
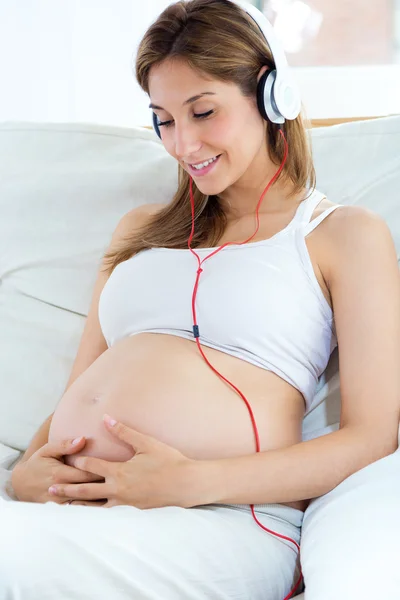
[148,59,268,197]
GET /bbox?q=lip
[186,154,221,177]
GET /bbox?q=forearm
[19,413,53,463]
[199,426,398,505]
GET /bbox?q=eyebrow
[149,92,217,110]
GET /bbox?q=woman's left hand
[48,414,203,509]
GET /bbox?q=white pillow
[0,116,399,450]
[301,448,400,598]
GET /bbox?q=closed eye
[157,110,214,128]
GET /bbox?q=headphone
[152,0,301,139]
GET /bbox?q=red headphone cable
[187,128,303,600]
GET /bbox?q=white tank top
[99,188,343,415]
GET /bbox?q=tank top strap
[289,188,325,228]
[295,188,343,236]
[304,205,343,235]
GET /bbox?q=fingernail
[72,437,83,445]
[48,486,57,494]
[103,414,117,426]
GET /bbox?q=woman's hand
[47,414,208,509]
[11,436,106,506]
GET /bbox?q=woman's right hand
[11,436,106,506]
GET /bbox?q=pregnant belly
[49,333,305,469]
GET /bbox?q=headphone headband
[234,1,289,71]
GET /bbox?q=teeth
[191,156,218,170]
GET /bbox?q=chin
[192,177,230,197]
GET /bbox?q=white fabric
[0,442,20,501]
[0,499,302,600]
[0,116,399,451]
[301,448,400,599]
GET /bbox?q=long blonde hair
[104,0,315,275]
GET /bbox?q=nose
[174,120,202,161]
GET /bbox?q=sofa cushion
[0,116,399,450]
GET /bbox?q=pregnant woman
[3,1,400,599]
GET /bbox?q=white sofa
[1,116,400,598]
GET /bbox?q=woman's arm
[196,206,400,505]
[199,425,398,505]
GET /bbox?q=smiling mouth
[188,155,220,168]
[184,154,222,176]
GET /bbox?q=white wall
[0,0,165,127]
[0,0,399,127]
[295,65,400,120]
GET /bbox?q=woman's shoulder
[311,198,394,286]
[125,202,166,221]
[312,198,388,241]
[119,203,166,229]
[109,203,166,244]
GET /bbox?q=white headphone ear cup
[257,69,285,125]
[273,72,302,120]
